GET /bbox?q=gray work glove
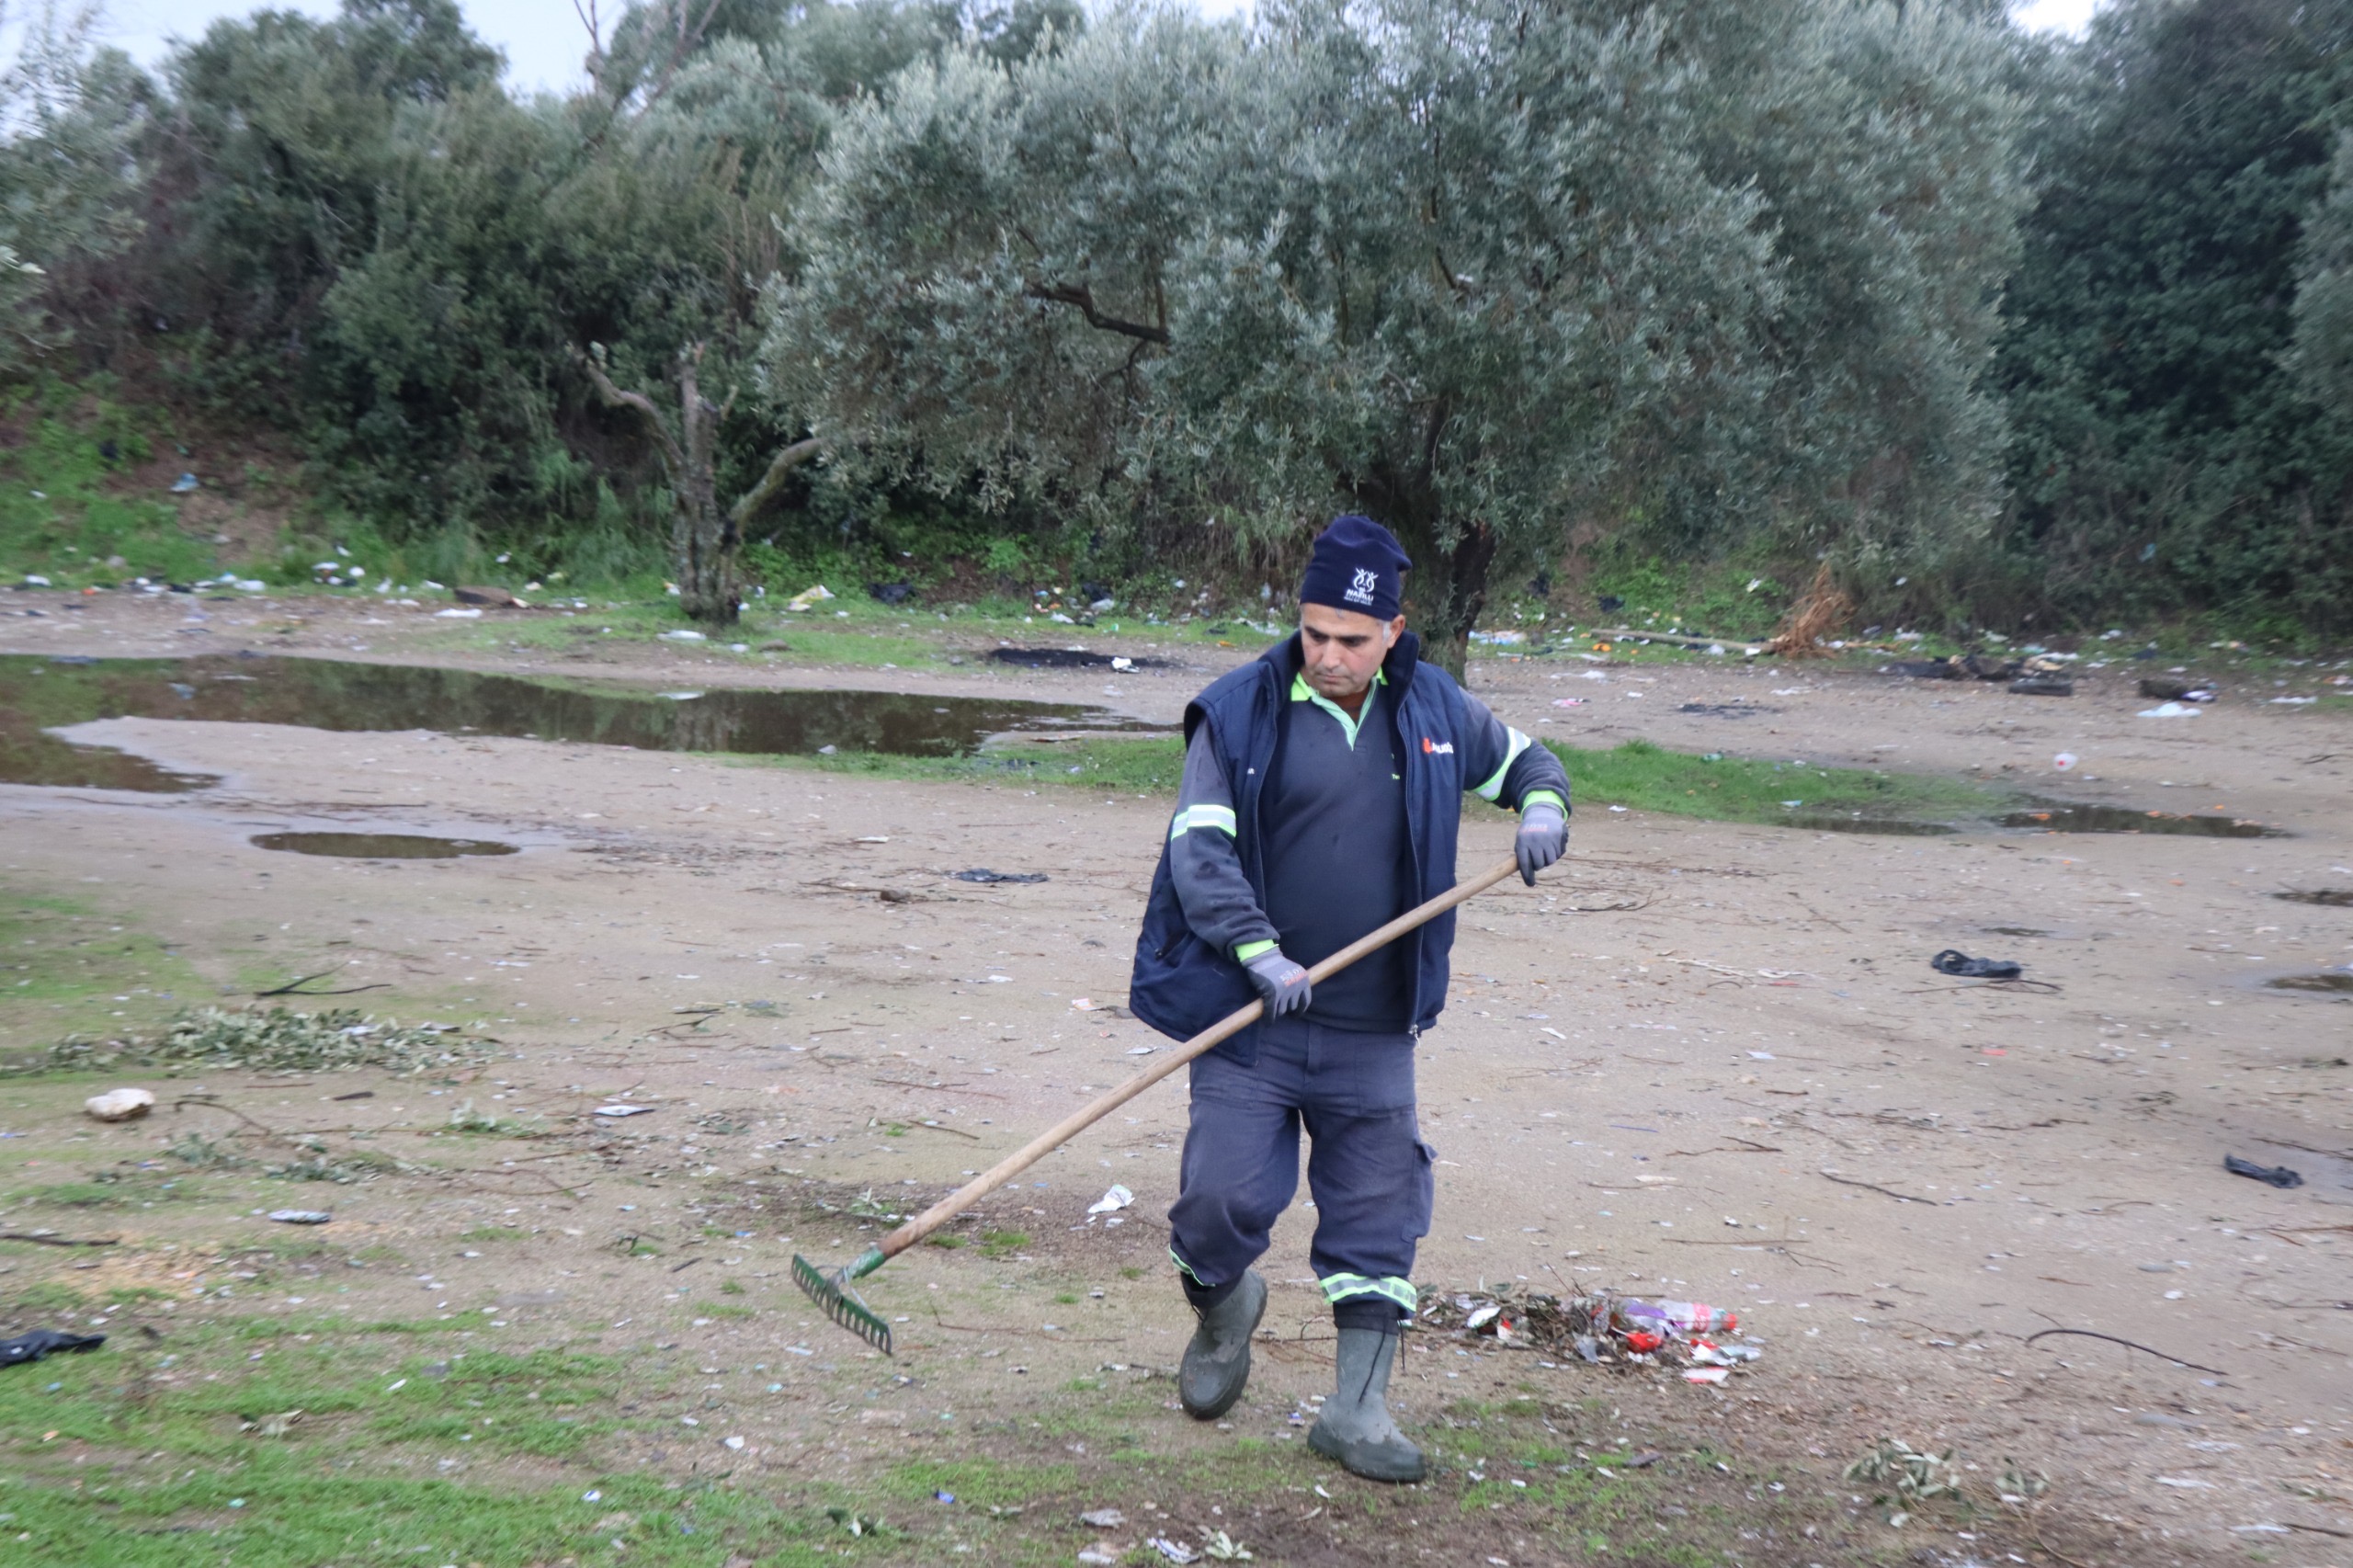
[1516,800,1567,886]
[1243,948,1313,1017]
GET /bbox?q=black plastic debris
[2224,1155,2303,1189]
[951,869,1049,884]
[2008,677,2075,696]
[1931,949,2022,980]
[1960,653,2019,681]
[1,1329,105,1367]
[1890,659,1963,679]
[987,648,1165,670]
[868,582,914,605]
[1597,594,1626,613]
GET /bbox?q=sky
[85,0,2107,98]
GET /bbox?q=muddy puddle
[0,654,1165,792]
[2000,802,2289,838]
[251,832,518,859]
[2265,971,2353,994]
[1789,813,1957,835]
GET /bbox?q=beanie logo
[1345,567,1379,607]
[1421,737,1453,755]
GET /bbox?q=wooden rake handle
[870,852,1526,1261]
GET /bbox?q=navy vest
[1128,631,1475,1064]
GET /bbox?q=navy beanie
[1298,515,1412,622]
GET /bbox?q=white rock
[85,1087,156,1121]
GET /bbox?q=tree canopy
[767,0,2022,665]
[0,0,2346,643]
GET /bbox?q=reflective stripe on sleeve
[1472,726,1533,801]
[1167,803,1239,840]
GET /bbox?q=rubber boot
[1178,1268,1266,1419]
[1308,1327,1425,1483]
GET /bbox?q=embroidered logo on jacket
[1421,737,1454,755]
[1345,567,1379,606]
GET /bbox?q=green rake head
[791,1248,892,1354]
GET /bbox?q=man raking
[1128,516,1570,1483]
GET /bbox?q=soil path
[0,587,2347,1565]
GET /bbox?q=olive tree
[766,0,1782,669]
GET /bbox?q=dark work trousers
[1167,1015,1434,1323]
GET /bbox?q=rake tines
[791,1249,892,1354]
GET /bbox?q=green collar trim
[1288,667,1384,749]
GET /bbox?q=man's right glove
[1243,948,1313,1017]
[1516,800,1568,886]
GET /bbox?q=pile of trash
[40,1006,486,1076]
[1418,1286,1763,1384]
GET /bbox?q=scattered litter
[452,585,526,608]
[1682,1367,1729,1384]
[1086,1185,1133,1216]
[2224,1154,2302,1189]
[1421,1285,1759,1379]
[725,1436,747,1450]
[2052,752,2078,770]
[0,1329,104,1367]
[1080,1508,1127,1528]
[870,582,913,605]
[1930,949,2022,981]
[1148,1538,1199,1564]
[2008,676,2074,696]
[170,472,199,494]
[658,629,706,642]
[1110,656,1135,672]
[434,608,483,619]
[1617,1298,1737,1335]
[951,869,1049,884]
[854,835,890,843]
[596,1104,656,1119]
[1077,1549,1122,1566]
[2139,677,2215,702]
[1550,697,1587,707]
[2137,701,2201,718]
[786,585,836,612]
[2269,695,2315,705]
[267,1210,332,1225]
[1070,997,1098,1010]
[83,1086,155,1122]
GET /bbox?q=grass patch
[978,1230,1030,1259]
[0,885,207,1050]
[755,733,1188,795]
[1552,738,2006,830]
[0,386,222,590]
[761,732,2004,834]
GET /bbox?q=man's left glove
[1243,948,1314,1017]
[1516,801,1567,886]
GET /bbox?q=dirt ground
[1,586,2348,1567]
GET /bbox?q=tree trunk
[580,347,825,628]
[1349,419,1495,682]
[671,354,739,624]
[1396,514,1495,684]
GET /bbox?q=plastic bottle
[1613,1299,1737,1337]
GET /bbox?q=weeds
[40,1006,485,1075]
[1845,1437,1961,1525]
